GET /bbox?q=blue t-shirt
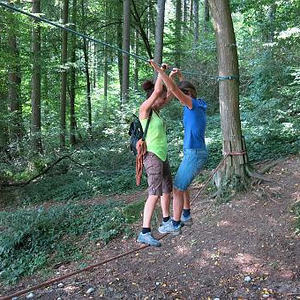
[183,98,207,150]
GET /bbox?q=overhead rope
[0,1,218,79]
[0,1,148,62]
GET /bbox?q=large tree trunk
[8,10,23,142]
[70,0,77,146]
[121,0,130,103]
[31,0,43,154]
[60,0,69,148]
[209,0,249,194]
[154,0,166,66]
[174,0,182,67]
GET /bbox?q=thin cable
[0,1,149,62]
[0,1,219,80]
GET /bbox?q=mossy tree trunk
[209,0,250,196]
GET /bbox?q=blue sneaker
[137,232,161,247]
[181,213,193,226]
[158,219,181,235]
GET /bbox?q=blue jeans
[174,148,208,191]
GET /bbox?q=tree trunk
[208,0,249,194]
[204,0,209,32]
[0,91,9,153]
[183,0,188,25]
[60,0,69,148]
[131,0,153,59]
[83,39,92,137]
[31,0,43,154]
[121,0,130,103]
[117,21,123,101]
[267,3,277,42]
[134,29,139,90]
[92,44,97,89]
[189,0,193,29]
[103,1,109,104]
[8,9,23,142]
[81,0,92,137]
[175,0,182,67]
[193,0,199,44]
[70,0,77,146]
[154,0,166,66]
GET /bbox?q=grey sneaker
[158,219,181,235]
[181,213,193,226]
[137,232,161,247]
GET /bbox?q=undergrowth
[0,92,299,284]
[0,199,144,284]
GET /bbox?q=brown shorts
[143,152,173,196]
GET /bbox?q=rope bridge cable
[0,1,148,63]
[0,1,219,80]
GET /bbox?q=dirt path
[2,156,299,299]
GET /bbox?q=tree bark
[70,0,77,146]
[204,0,209,32]
[154,0,166,66]
[175,0,182,67]
[31,0,43,154]
[103,1,109,104]
[60,0,69,148]
[190,0,193,29]
[121,0,130,103]
[134,29,139,90]
[208,0,249,193]
[183,0,188,25]
[193,0,199,44]
[117,20,123,101]
[81,0,92,137]
[8,8,23,142]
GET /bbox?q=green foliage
[292,202,300,235]
[0,200,143,283]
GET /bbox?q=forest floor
[1,155,300,300]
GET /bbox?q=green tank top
[140,111,167,161]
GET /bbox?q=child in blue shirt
[150,60,208,233]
